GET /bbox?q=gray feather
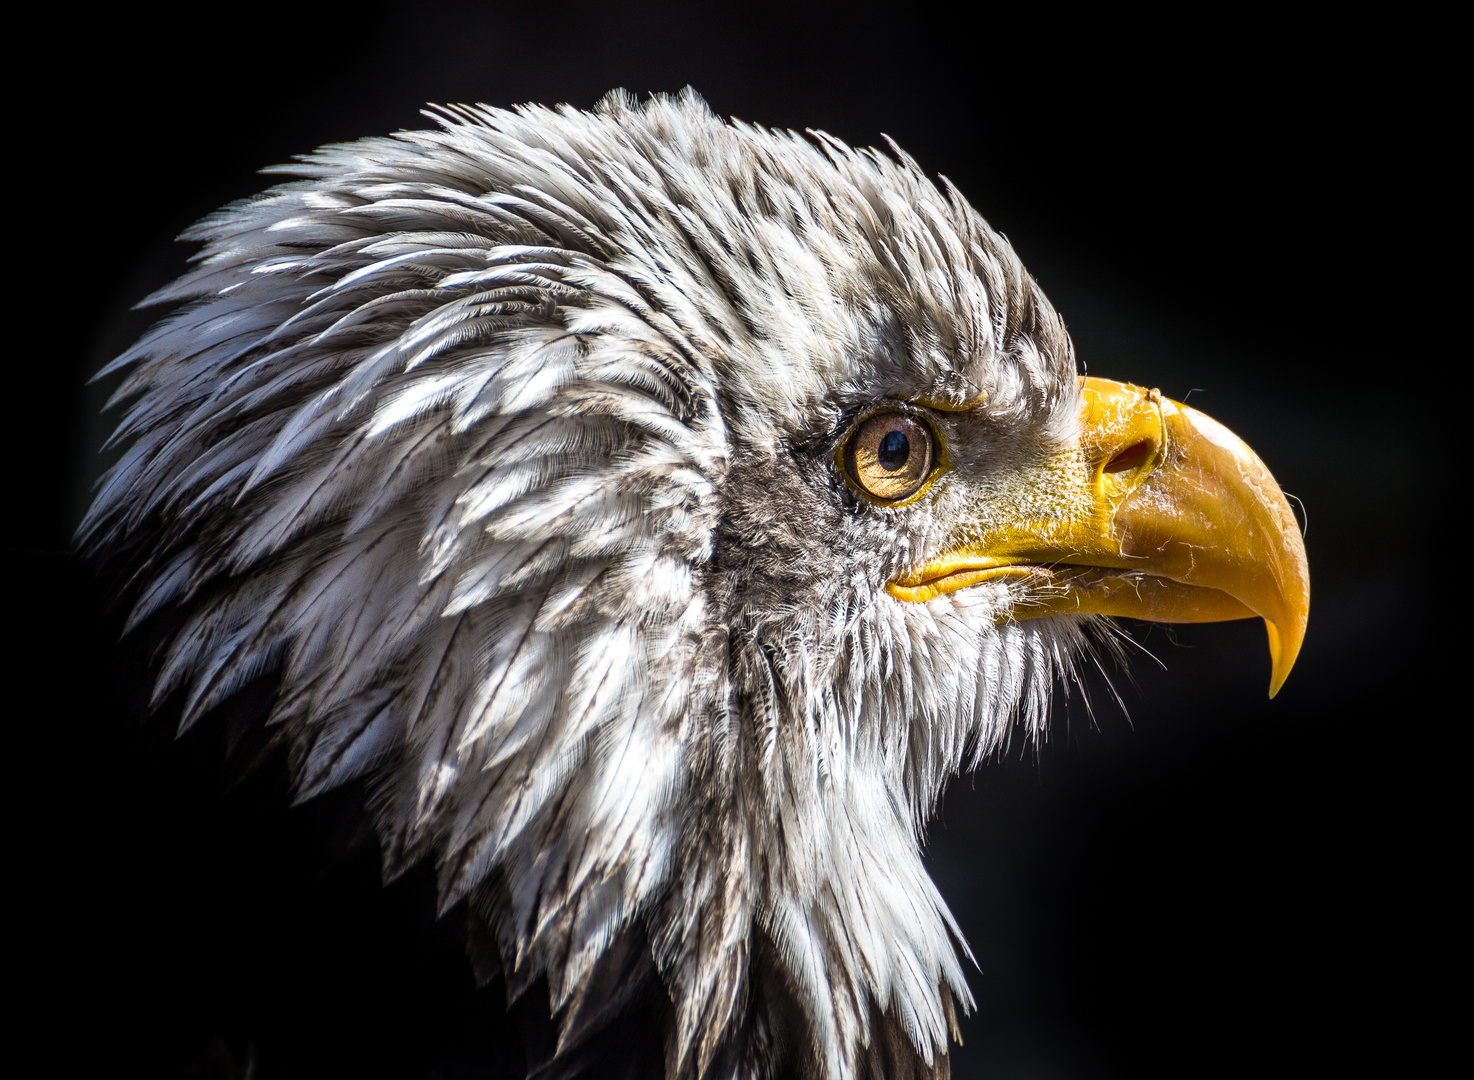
[82,88,1087,1079]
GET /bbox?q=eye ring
[843,410,937,503]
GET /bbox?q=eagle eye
[845,412,935,501]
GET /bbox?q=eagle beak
[888,377,1310,697]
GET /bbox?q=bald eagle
[81,90,1308,1079]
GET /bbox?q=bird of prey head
[81,90,1308,1079]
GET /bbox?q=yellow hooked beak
[888,378,1310,697]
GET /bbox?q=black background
[14,4,1446,1077]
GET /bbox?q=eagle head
[81,90,1308,1079]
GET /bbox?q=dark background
[14,4,1445,1077]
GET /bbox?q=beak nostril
[1105,440,1154,474]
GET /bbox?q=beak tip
[1264,615,1306,699]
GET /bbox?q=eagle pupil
[878,430,910,470]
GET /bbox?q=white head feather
[83,89,1090,1079]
